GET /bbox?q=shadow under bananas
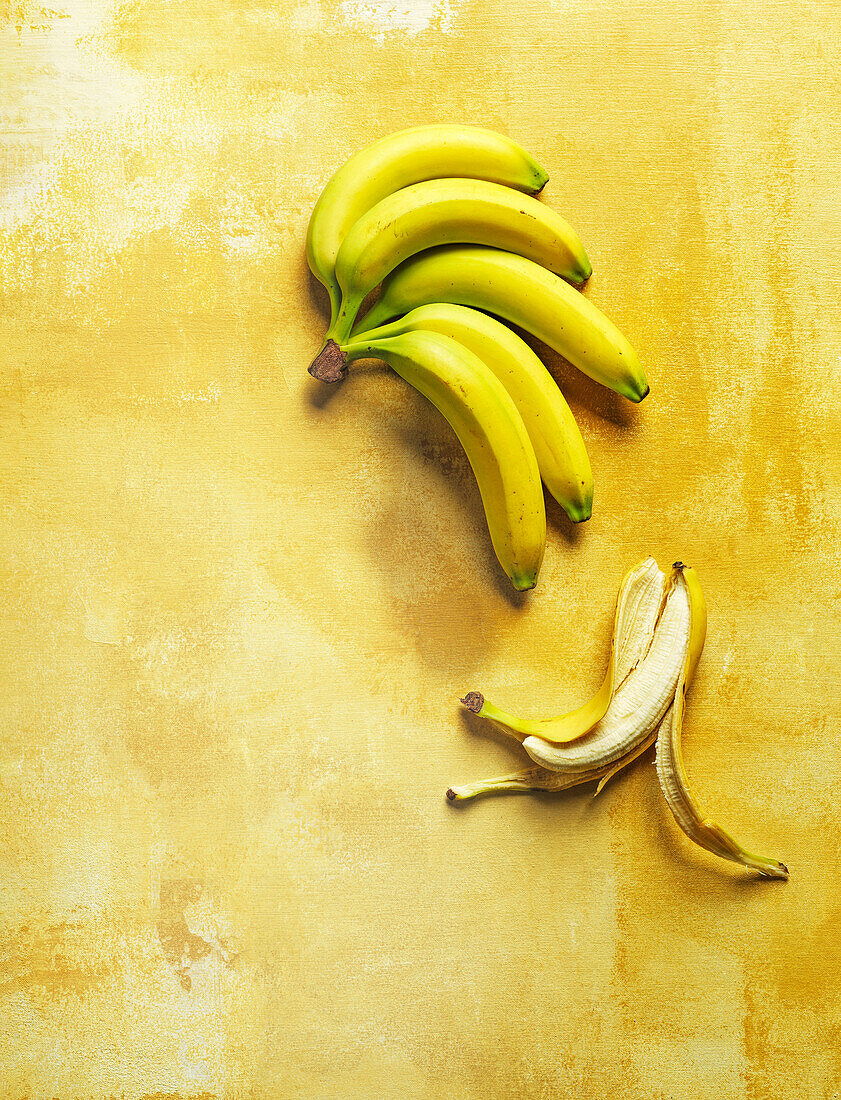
[305,361,536,675]
[545,493,588,548]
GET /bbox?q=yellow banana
[351,304,593,522]
[306,126,548,327]
[340,329,546,590]
[655,565,789,879]
[325,178,590,345]
[351,245,649,403]
[460,557,665,744]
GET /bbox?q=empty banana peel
[449,558,789,881]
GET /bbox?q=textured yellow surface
[2,0,841,1096]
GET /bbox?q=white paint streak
[338,0,457,37]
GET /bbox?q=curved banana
[351,245,649,403]
[522,569,689,771]
[354,304,593,521]
[655,565,789,879]
[326,179,591,345]
[340,329,546,590]
[461,557,665,744]
[306,126,548,326]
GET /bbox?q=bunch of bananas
[306,125,649,591]
[448,559,789,879]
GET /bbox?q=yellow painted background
[2,0,841,1095]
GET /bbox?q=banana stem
[324,281,342,332]
[308,335,390,382]
[460,692,526,744]
[308,339,348,383]
[325,295,364,347]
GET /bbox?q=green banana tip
[308,339,347,384]
[460,692,484,714]
[512,575,537,592]
[631,381,651,403]
[567,503,592,524]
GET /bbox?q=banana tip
[445,788,457,801]
[460,691,484,713]
[627,380,650,403]
[308,339,347,383]
[766,861,790,880]
[568,504,592,524]
[512,575,537,592]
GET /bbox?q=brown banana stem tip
[460,692,484,713]
[445,788,457,801]
[308,339,347,383]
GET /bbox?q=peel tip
[460,691,484,714]
[445,787,457,802]
[767,860,790,880]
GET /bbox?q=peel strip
[654,565,789,880]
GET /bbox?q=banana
[460,557,665,744]
[351,245,649,402]
[655,565,789,879]
[306,126,548,327]
[340,329,546,590]
[351,304,593,521]
[522,567,689,772]
[325,178,591,345]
